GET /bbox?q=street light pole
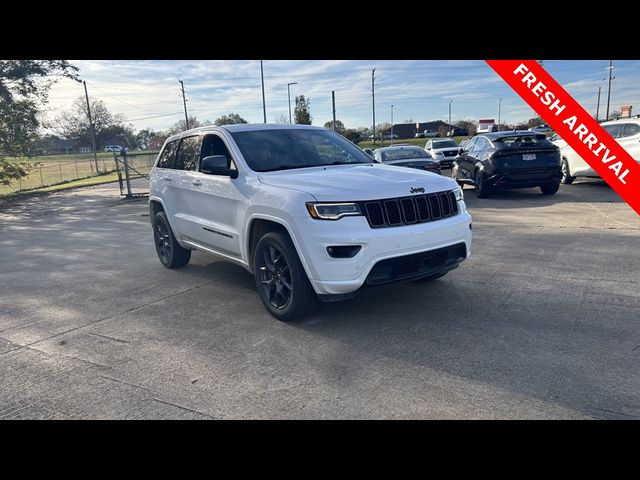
[448,100,452,136]
[606,60,614,121]
[82,80,99,173]
[498,98,503,132]
[260,60,267,123]
[390,105,394,146]
[595,85,602,122]
[287,82,297,124]
[179,79,189,130]
[371,68,376,143]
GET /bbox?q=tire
[540,183,560,195]
[153,211,191,268]
[253,231,316,321]
[413,270,449,282]
[451,165,464,187]
[561,159,575,184]
[475,170,490,198]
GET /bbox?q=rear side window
[603,124,624,138]
[157,140,179,169]
[622,123,640,137]
[175,135,202,171]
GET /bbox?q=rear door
[169,135,203,242]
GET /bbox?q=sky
[43,60,640,133]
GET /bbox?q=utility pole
[287,82,297,123]
[371,68,376,143]
[390,105,394,146]
[332,91,336,132]
[179,80,189,130]
[606,60,614,121]
[82,81,99,173]
[596,85,602,122]
[260,60,267,123]
[498,98,503,132]
[448,100,452,136]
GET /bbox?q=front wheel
[253,232,316,321]
[540,183,560,195]
[451,165,464,187]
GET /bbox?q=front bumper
[290,206,472,296]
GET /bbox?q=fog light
[327,245,362,258]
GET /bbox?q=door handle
[192,181,202,186]
[163,177,172,182]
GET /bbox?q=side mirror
[200,155,238,178]
[458,147,464,155]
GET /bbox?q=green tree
[0,60,78,185]
[323,119,345,133]
[215,113,248,126]
[342,129,362,143]
[455,120,477,135]
[135,128,154,150]
[55,96,125,149]
[525,115,544,128]
[167,116,201,135]
[294,95,312,125]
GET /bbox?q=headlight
[453,187,464,201]
[306,202,362,220]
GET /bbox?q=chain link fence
[0,152,159,196]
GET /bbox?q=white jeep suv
[149,124,472,321]
[555,117,640,183]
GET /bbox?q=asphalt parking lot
[1,178,639,419]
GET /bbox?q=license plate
[523,153,536,161]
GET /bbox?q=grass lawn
[357,136,469,149]
[1,172,121,201]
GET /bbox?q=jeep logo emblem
[410,187,425,194]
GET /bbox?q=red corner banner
[486,60,640,216]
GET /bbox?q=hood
[258,163,456,201]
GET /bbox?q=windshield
[381,148,429,162]
[432,140,457,148]
[230,128,374,172]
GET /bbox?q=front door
[187,133,243,257]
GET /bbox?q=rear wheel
[540,183,560,195]
[253,232,316,321]
[561,159,575,184]
[475,170,490,198]
[153,211,191,268]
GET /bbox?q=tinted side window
[472,137,488,153]
[157,140,179,169]
[175,135,202,171]
[622,123,640,137]
[201,134,236,170]
[464,137,478,152]
[603,124,624,138]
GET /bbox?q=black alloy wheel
[258,244,292,310]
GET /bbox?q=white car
[149,124,471,321]
[424,138,460,169]
[556,117,640,184]
[528,125,552,133]
[104,145,125,152]
[415,130,439,138]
